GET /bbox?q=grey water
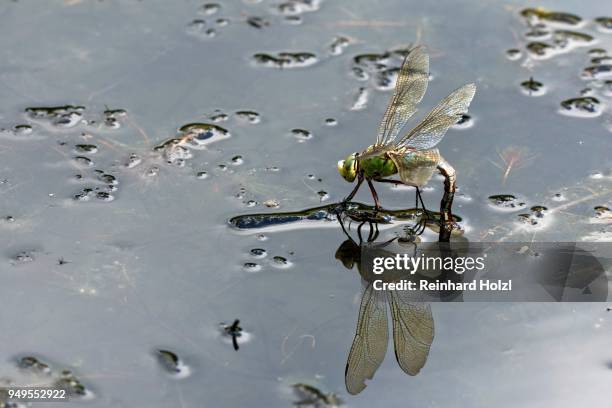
[1,0,611,406]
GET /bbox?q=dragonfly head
[337,153,358,182]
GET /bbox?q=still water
[1,0,611,406]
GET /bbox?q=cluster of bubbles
[4,105,131,203]
[14,356,94,400]
[186,3,226,39]
[508,7,612,122]
[243,246,292,272]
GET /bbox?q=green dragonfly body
[337,46,476,210]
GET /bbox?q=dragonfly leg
[366,179,381,210]
[437,158,457,242]
[344,175,364,202]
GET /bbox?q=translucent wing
[376,46,430,146]
[345,283,389,395]
[397,83,476,150]
[388,290,434,376]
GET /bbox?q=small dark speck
[58,257,70,265]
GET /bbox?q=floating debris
[263,199,281,208]
[221,319,243,351]
[156,349,190,378]
[520,77,546,96]
[559,96,602,117]
[292,383,342,408]
[252,52,318,68]
[155,123,230,164]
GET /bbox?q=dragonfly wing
[388,290,434,376]
[397,83,476,150]
[345,283,389,395]
[388,149,441,187]
[376,46,430,147]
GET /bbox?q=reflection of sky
[0,0,611,406]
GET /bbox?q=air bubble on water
[216,18,229,26]
[196,171,209,179]
[73,156,94,167]
[487,194,527,211]
[243,262,262,272]
[235,110,261,124]
[551,192,566,201]
[594,17,612,33]
[453,114,474,129]
[14,124,33,135]
[95,191,114,202]
[210,111,228,122]
[253,52,318,68]
[125,153,142,168]
[291,128,312,142]
[256,234,267,241]
[25,105,85,129]
[245,200,257,207]
[559,97,603,117]
[250,248,267,258]
[11,250,35,265]
[283,15,303,24]
[276,0,321,16]
[581,64,612,80]
[329,36,352,56]
[74,144,98,154]
[324,118,337,126]
[525,42,557,59]
[231,155,244,165]
[200,3,220,15]
[506,48,522,60]
[590,56,612,65]
[271,256,292,268]
[246,16,270,29]
[317,191,329,201]
[146,166,160,177]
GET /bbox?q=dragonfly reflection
[335,214,464,395]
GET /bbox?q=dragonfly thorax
[358,152,398,179]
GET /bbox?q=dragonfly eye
[338,154,357,182]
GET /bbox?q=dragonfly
[334,219,434,395]
[338,46,476,217]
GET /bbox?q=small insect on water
[338,46,476,230]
